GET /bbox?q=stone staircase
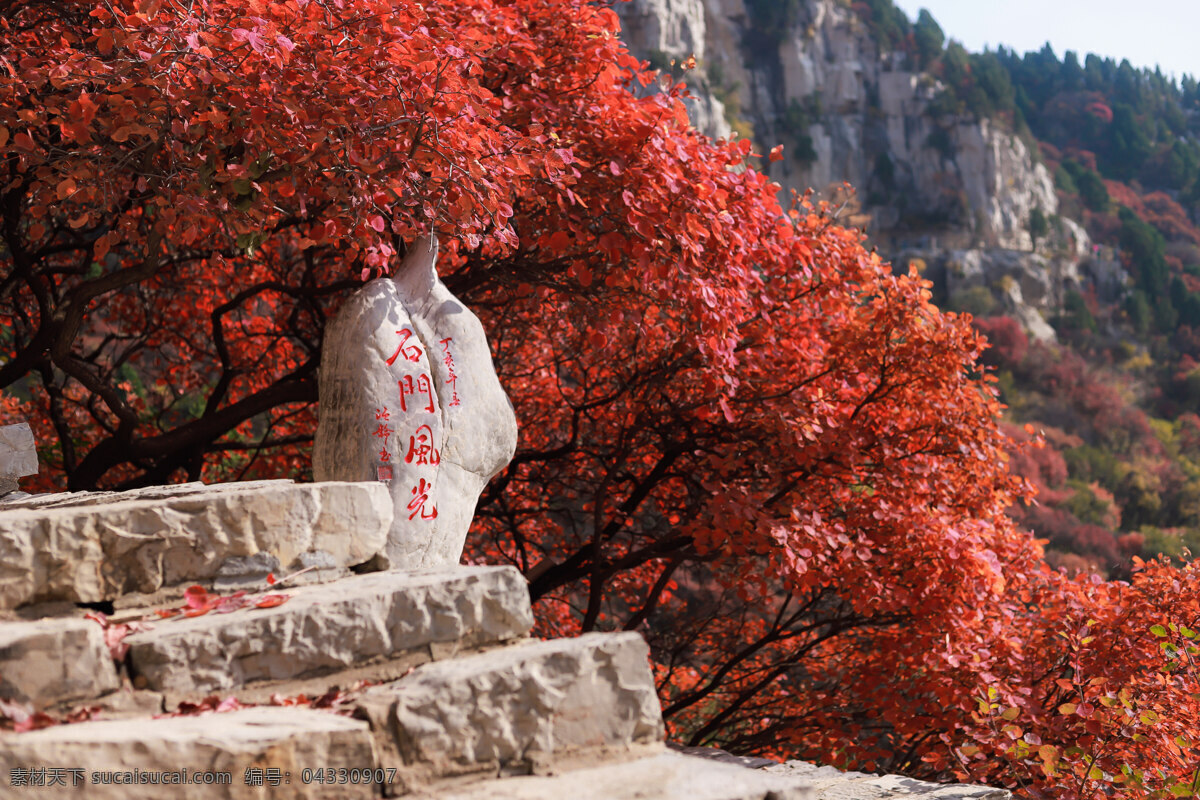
[0,481,1009,799]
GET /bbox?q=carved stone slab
[314,236,518,569]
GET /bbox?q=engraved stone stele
[314,235,518,569]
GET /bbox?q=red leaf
[255,594,288,609]
[311,688,342,708]
[183,585,209,610]
[214,592,250,613]
[216,696,245,712]
[0,698,33,729]
[15,712,58,733]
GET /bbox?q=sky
[891,0,1200,83]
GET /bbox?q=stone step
[434,750,816,800]
[0,480,392,610]
[353,631,664,793]
[0,706,378,799]
[762,762,1011,800]
[669,750,1013,800]
[0,479,287,511]
[125,566,533,700]
[0,618,119,709]
[434,751,1014,800]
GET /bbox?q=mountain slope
[615,0,1200,574]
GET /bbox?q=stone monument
[314,235,518,569]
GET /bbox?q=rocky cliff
[615,0,1127,339]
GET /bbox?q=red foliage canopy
[2,0,1198,796]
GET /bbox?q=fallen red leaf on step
[310,688,343,708]
[213,591,250,614]
[183,584,209,610]
[269,692,306,706]
[1,698,103,733]
[161,694,250,717]
[85,612,153,660]
[14,711,58,732]
[153,587,288,620]
[62,705,103,724]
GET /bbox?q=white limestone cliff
[615,0,1107,337]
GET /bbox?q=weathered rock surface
[0,479,286,511]
[0,422,37,496]
[666,747,1010,800]
[617,0,1059,250]
[615,0,1107,339]
[314,235,518,570]
[900,238,1131,343]
[617,0,706,68]
[125,566,534,696]
[922,247,1076,341]
[0,619,119,709]
[668,743,780,769]
[435,750,817,800]
[614,0,732,140]
[764,762,1010,799]
[0,480,391,610]
[354,632,664,788]
[0,707,377,799]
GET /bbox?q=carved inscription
[382,329,441,520]
[439,337,461,407]
[374,406,394,482]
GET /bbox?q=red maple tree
[2,0,1198,796]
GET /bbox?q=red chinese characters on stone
[398,374,435,413]
[373,407,393,482]
[386,328,424,366]
[439,337,461,407]
[382,340,441,519]
[407,477,438,521]
[405,424,441,465]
